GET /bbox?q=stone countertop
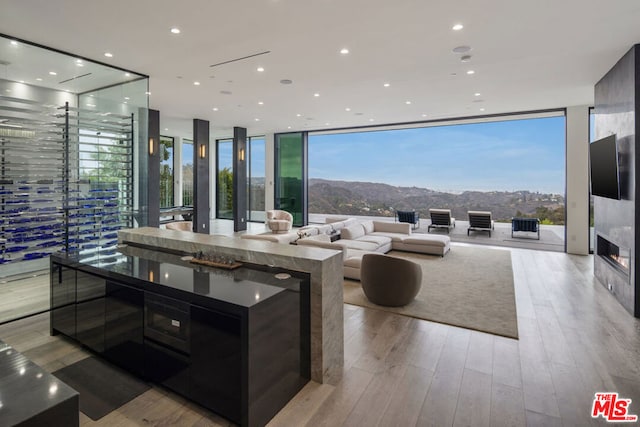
[118,227,344,384]
[0,340,79,426]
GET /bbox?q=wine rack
[0,97,134,276]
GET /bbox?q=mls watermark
[592,392,638,422]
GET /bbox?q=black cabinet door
[50,263,76,338]
[75,271,106,353]
[190,305,242,423]
[144,339,190,396]
[104,281,144,376]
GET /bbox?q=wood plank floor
[0,247,639,426]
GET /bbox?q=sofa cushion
[341,224,365,240]
[335,239,379,252]
[403,234,450,247]
[357,234,392,246]
[369,232,407,243]
[372,221,411,234]
[361,220,374,234]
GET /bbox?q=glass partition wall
[0,34,148,323]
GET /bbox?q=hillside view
[309,178,565,225]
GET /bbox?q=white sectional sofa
[296,219,450,280]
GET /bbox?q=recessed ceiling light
[86,103,96,107]
[49,71,57,75]
[452,24,464,31]
[76,63,84,67]
[255,118,260,121]
[340,48,349,55]
[170,27,181,34]
[104,52,113,58]
[345,107,351,111]
[280,79,293,85]
[474,92,481,97]
[480,108,485,111]
[296,113,302,117]
[383,83,390,87]
[466,70,475,75]
[452,46,472,54]
[164,128,169,131]
[123,101,128,104]
[314,93,320,97]
[36,78,42,81]
[287,126,291,129]
[405,101,412,105]
[194,81,200,86]
[257,66,265,72]
[10,40,18,46]
[212,107,218,111]
[258,101,264,105]
[125,73,131,77]
[325,122,330,125]
[422,114,427,117]
[124,97,130,100]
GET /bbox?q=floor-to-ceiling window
[589,108,595,253]
[159,136,174,208]
[307,113,566,249]
[182,139,194,206]
[216,139,233,219]
[215,136,266,221]
[248,136,266,221]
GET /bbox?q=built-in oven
[144,292,191,354]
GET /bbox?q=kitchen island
[51,245,310,427]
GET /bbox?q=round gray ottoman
[360,253,422,307]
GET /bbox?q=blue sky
[308,116,566,194]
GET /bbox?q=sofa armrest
[372,221,411,234]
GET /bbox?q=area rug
[52,356,150,420]
[343,246,518,339]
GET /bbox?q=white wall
[565,105,590,255]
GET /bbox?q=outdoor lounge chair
[467,210,495,237]
[511,217,540,239]
[428,208,455,233]
[396,210,420,229]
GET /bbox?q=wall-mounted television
[590,134,620,200]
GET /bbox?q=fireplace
[597,235,630,275]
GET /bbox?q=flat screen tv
[590,134,620,200]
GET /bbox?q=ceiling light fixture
[255,118,260,121]
[466,70,475,75]
[474,92,481,97]
[194,81,200,86]
[287,126,291,129]
[452,24,464,31]
[258,101,264,105]
[48,71,57,75]
[345,107,351,111]
[325,122,330,125]
[257,66,265,72]
[480,108,485,111]
[170,27,181,34]
[314,93,320,97]
[383,83,390,87]
[212,107,218,111]
[124,97,130,100]
[10,40,18,46]
[369,118,375,122]
[104,52,113,58]
[296,113,302,117]
[422,114,427,117]
[340,48,349,55]
[405,101,412,105]
[125,73,130,77]
[452,46,472,54]
[36,78,42,81]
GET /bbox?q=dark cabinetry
[50,253,310,427]
[105,281,144,375]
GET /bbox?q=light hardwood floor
[0,247,639,426]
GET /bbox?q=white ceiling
[2,0,640,139]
